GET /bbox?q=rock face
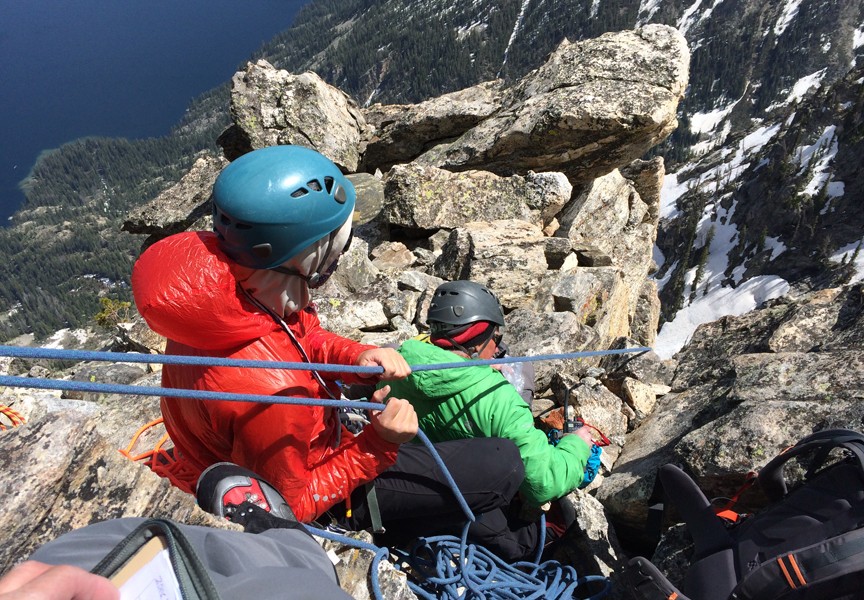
[0,378,414,598]
[1,24,690,597]
[413,26,689,185]
[597,285,864,550]
[221,61,369,171]
[13,18,862,598]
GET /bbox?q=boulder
[415,26,689,184]
[383,164,571,231]
[433,220,548,309]
[0,386,416,598]
[121,154,225,248]
[599,286,864,545]
[545,267,631,347]
[504,308,600,392]
[223,60,368,171]
[362,81,504,171]
[557,169,658,324]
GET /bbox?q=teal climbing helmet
[212,145,355,269]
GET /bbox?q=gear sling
[624,429,864,600]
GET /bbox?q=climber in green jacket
[382,280,594,508]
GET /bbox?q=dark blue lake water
[0,0,310,223]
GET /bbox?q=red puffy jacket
[132,231,399,522]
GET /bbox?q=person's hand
[0,561,118,600]
[356,348,411,381]
[368,386,418,444]
[568,426,595,448]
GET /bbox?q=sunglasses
[271,229,353,288]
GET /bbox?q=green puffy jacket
[383,339,590,507]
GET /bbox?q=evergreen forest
[0,0,849,342]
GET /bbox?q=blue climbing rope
[0,344,646,599]
[0,344,650,375]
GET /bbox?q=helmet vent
[251,243,272,258]
[219,214,232,226]
[334,185,347,204]
[235,223,252,230]
[324,176,335,193]
[290,188,308,198]
[307,179,322,192]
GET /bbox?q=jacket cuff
[341,343,382,384]
[357,424,401,464]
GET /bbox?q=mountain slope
[2,0,861,347]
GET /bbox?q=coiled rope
[0,345,647,599]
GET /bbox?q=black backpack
[624,429,864,600]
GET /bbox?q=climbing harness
[0,344,648,599]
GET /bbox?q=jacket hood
[132,231,279,350]
[396,339,497,401]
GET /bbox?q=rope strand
[0,344,650,375]
[0,344,638,599]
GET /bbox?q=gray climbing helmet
[427,281,505,336]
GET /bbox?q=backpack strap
[659,464,733,557]
[758,429,864,502]
[729,527,864,599]
[624,556,692,600]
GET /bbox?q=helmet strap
[441,334,474,358]
[471,335,496,359]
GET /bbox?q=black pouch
[90,518,221,600]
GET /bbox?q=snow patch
[656,120,787,358]
[677,0,703,36]
[659,171,686,219]
[819,181,846,215]
[654,259,679,292]
[637,0,662,24]
[499,0,532,73]
[740,123,781,154]
[456,20,487,41]
[764,236,786,261]
[653,245,667,275]
[788,69,826,104]
[763,71,826,112]
[660,121,781,231]
[691,120,732,155]
[690,99,739,134]
[654,276,790,359]
[42,328,91,349]
[773,0,802,37]
[854,27,864,49]
[794,125,839,198]
[686,198,739,300]
[830,240,864,283]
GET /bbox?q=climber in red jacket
[132,145,539,561]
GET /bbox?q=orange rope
[0,404,26,431]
